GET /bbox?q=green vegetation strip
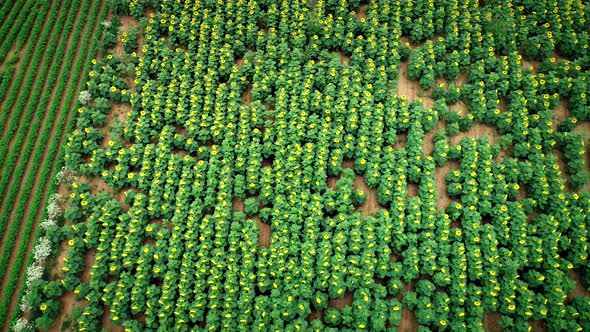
[0,0,75,299]
[1,0,106,327]
[0,0,72,231]
[0,0,33,63]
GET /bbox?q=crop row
[0,0,72,238]
[0,66,16,103]
[4,0,108,328]
[0,1,15,26]
[0,4,41,132]
[0,0,78,325]
[0,0,30,63]
[0,0,64,166]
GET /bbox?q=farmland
[0,0,107,330]
[3,0,590,331]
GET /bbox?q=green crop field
[0,0,107,330]
[2,0,590,331]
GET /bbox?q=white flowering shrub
[25,264,43,289]
[19,295,32,313]
[12,318,32,332]
[46,194,62,221]
[33,237,52,262]
[78,90,92,105]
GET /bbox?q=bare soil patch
[0,48,23,72]
[529,320,547,332]
[101,306,124,332]
[232,198,245,213]
[355,3,368,20]
[50,241,69,278]
[568,269,590,299]
[307,310,324,322]
[406,182,418,200]
[50,291,84,332]
[394,131,408,150]
[484,312,503,332]
[81,249,97,283]
[397,61,435,110]
[241,83,252,105]
[521,59,539,73]
[449,123,499,147]
[119,15,139,29]
[112,16,140,56]
[353,174,383,216]
[326,176,338,189]
[254,216,270,247]
[398,282,418,332]
[336,49,351,65]
[553,99,569,131]
[99,103,129,147]
[328,291,353,309]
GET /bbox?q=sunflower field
[17,0,590,331]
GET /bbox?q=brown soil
[449,123,499,147]
[398,282,417,332]
[326,176,338,189]
[175,126,188,137]
[567,270,590,299]
[553,99,569,131]
[241,83,252,105]
[255,216,270,247]
[77,175,115,196]
[50,241,69,278]
[307,311,324,322]
[394,131,408,149]
[521,60,539,73]
[397,61,435,109]
[449,99,470,117]
[400,37,417,50]
[407,182,418,199]
[119,15,139,29]
[452,71,468,88]
[101,306,124,332]
[50,291,84,332]
[57,177,70,197]
[235,56,245,68]
[355,4,368,20]
[529,320,547,332]
[328,291,353,309]
[99,103,129,148]
[114,15,141,57]
[232,198,245,213]
[484,312,503,332]
[81,249,97,283]
[0,47,24,74]
[110,103,130,123]
[337,50,351,65]
[573,120,590,139]
[353,174,383,216]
